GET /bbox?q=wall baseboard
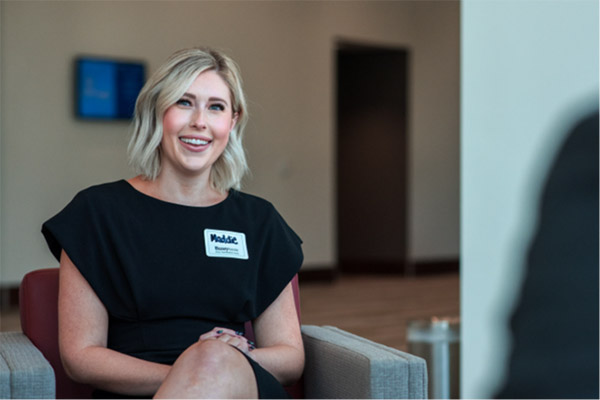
[298,267,339,283]
[0,287,19,312]
[300,258,459,282]
[410,258,460,275]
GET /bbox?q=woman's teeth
[180,137,209,145]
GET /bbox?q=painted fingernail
[249,345,256,350]
[248,340,255,346]
[236,331,244,336]
[216,330,223,334]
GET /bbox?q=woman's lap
[92,341,289,399]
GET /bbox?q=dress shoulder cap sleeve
[41,181,134,316]
[247,196,304,318]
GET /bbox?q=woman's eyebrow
[182,92,229,105]
[208,96,229,105]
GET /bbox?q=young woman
[42,47,304,399]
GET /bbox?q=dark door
[336,43,408,274]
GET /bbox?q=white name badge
[204,229,249,260]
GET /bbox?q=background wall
[461,0,598,396]
[0,1,460,286]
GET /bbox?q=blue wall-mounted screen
[75,57,145,119]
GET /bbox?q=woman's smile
[179,135,212,151]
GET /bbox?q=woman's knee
[183,339,244,374]
[171,340,256,396]
[156,340,257,398]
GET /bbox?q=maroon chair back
[20,268,93,399]
[20,268,303,399]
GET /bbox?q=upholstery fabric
[0,348,10,399]
[324,326,428,398]
[0,332,55,399]
[301,325,427,399]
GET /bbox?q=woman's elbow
[60,347,93,384]
[280,346,305,386]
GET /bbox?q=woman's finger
[199,327,238,341]
[198,327,256,356]
[205,332,255,355]
[217,334,239,346]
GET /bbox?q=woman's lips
[179,136,211,151]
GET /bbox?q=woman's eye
[176,99,192,107]
[209,104,225,111]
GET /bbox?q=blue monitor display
[75,57,145,120]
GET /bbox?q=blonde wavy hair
[127,47,249,192]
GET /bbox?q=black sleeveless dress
[42,180,303,398]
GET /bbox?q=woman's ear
[231,112,239,131]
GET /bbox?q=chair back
[20,268,303,398]
[20,268,93,399]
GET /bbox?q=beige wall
[0,1,459,285]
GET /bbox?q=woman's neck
[128,172,227,207]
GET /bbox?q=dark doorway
[336,42,408,274]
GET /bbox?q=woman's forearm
[250,344,305,386]
[63,345,171,396]
[198,326,304,386]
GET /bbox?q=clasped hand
[199,327,256,360]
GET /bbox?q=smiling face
[160,70,237,181]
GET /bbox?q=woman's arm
[202,282,304,385]
[58,250,170,396]
[249,282,305,385]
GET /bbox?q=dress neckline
[120,179,233,210]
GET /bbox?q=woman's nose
[190,109,207,129]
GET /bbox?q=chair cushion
[0,332,55,398]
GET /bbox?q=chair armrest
[0,346,10,399]
[301,325,427,399]
[0,331,56,399]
